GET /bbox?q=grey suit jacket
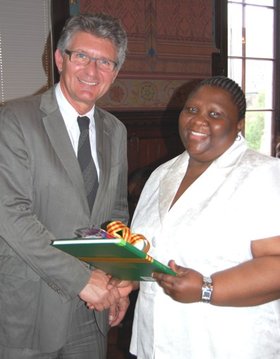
[0,87,129,352]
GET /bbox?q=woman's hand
[153,260,203,303]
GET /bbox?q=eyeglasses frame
[64,49,118,72]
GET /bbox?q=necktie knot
[77,116,90,132]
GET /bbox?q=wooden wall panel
[114,110,185,218]
[113,110,184,175]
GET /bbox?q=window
[228,0,278,155]
[0,0,53,105]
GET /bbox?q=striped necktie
[77,116,98,211]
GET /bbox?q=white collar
[55,82,95,126]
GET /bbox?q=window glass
[228,3,243,57]
[245,111,272,154]
[228,0,275,156]
[245,59,273,110]
[245,5,274,58]
[228,58,243,86]
[244,0,274,5]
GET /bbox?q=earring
[235,133,241,141]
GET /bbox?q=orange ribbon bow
[106,221,150,253]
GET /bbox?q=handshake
[78,221,140,326]
[79,267,137,327]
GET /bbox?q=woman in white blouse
[129,76,280,359]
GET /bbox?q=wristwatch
[201,276,213,303]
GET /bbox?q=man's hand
[108,278,138,297]
[79,269,120,311]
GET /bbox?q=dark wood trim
[51,0,70,84]
[275,0,280,145]
[212,0,228,76]
[113,109,180,134]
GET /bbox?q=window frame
[214,0,280,156]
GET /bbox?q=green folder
[51,237,176,281]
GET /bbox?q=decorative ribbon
[106,221,150,253]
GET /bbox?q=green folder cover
[51,237,176,281]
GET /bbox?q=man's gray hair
[57,13,128,71]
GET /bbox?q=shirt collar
[55,83,95,126]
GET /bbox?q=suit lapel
[40,89,86,203]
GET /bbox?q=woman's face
[179,85,244,164]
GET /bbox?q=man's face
[55,31,119,114]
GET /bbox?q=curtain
[0,0,53,105]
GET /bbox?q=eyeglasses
[64,49,118,72]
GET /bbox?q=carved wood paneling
[80,0,218,110]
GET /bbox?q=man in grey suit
[0,13,133,359]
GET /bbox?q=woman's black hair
[192,76,247,120]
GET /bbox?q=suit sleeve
[0,103,91,302]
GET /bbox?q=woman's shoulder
[236,148,280,187]
[150,151,187,176]
[243,148,280,168]
[137,152,186,195]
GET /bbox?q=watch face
[203,291,211,299]
[201,277,213,303]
